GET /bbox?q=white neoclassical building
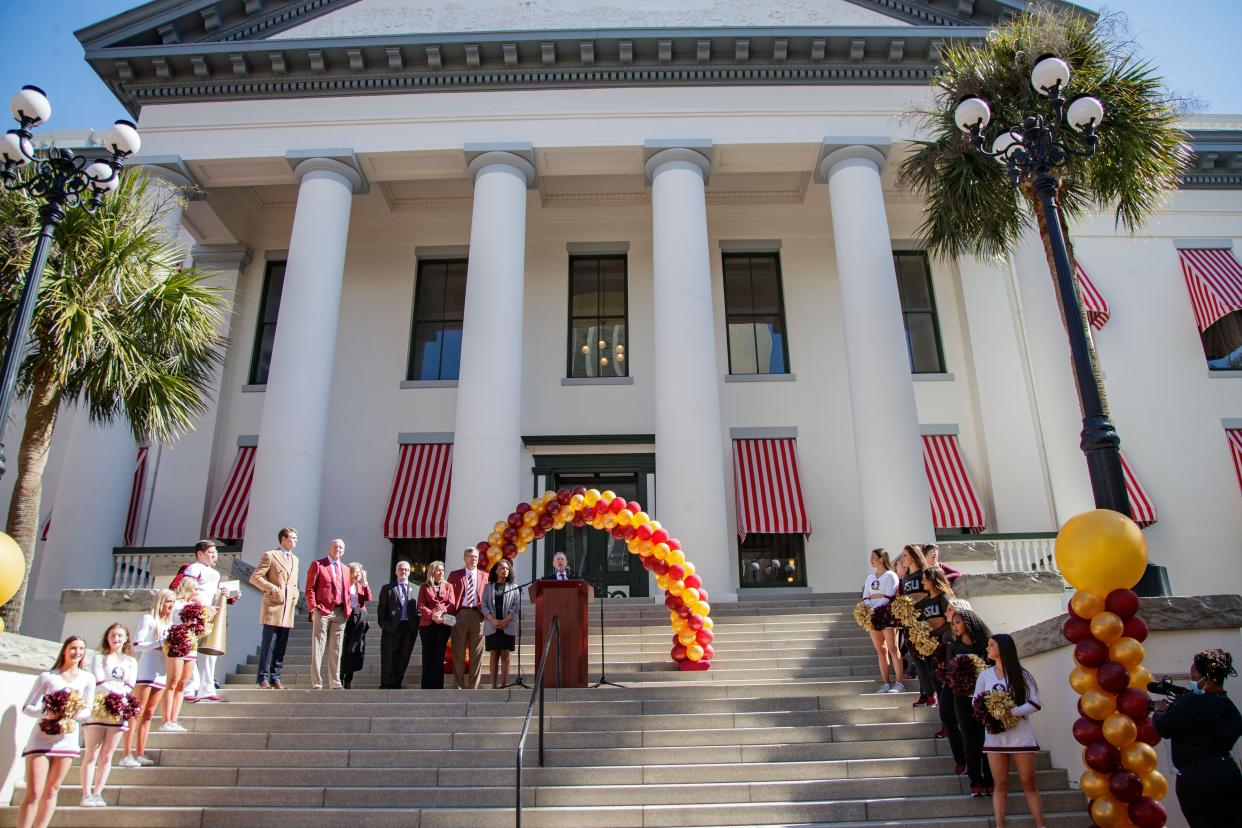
[4,0,1242,639]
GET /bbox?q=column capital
[814,138,892,183]
[137,155,202,199]
[285,149,367,194]
[644,140,713,184]
[465,143,537,188]
[191,244,253,271]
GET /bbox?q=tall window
[568,255,628,378]
[248,261,286,386]
[407,259,467,381]
[723,253,790,375]
[893,252,946,374]
[738,533,807,588]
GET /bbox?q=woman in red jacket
[340,562,373,689]
[417,560,456,690]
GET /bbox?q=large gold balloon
[1090,795,1129,828]
[1080,769,1110,800]
[1090,611,1125,644]
[1121,741,1159,775]
[1142,769,1168,799]
[1103,712,1138,748]
[1056,509,1148,594]
[0,615,5,634]
[1128,665,1154,691]
[0,532,22,608]
[1069,665,1100,695]
[1082,688,1118,720]
[1109,637,1146,668]
[1070,589,1107,619]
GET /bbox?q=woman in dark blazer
[482,559,519,688]
[340,562,373,689]
[416,561,455,690]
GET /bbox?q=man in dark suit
[541,551,576,581]
[375,560,417,689]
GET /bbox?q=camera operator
[1151,649,1242,827]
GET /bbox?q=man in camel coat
[249,527,300,689]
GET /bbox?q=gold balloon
[1121,742,1159,775]
[599,490,616,503]
[1082,689,1118,720]
[1109,637,1146,669]
[686,643,705,662]
[616,509,633,526]
[1079,769,1111,800]
[632,511,650,526]
[683,561,696,576]
[1128,665,1154,691]
[702,617,714,630]
[1069,665,1100,695]
[1142,769,1168,799]
[666,549,687,566]
[1070,589,1107,619]
[0,615,5,634]
[0,532,22,609]
[1090,796,1128,828]
[1090,611,1125,644]
[584,489,600,506]
[671,617,687,634]
[1056,509,1148,594]
[695,601,711,616]
[488,532,503,548]
[1103,712,1138,748]
[656,574,670,591]
[653,543,670,561]
[668,610,680,625]
[487,547,502,566]
[494,521,508,535]
[678,629,697,646]
[668,580,685,597]
[681,587,700,605]
[523,510,538,526]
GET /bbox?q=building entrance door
[544,471,649,598]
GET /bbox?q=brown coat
[250,549,300,628]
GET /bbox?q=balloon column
[473,487,715,669]
[1056,509,1167,828]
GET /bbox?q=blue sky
[0,0,1238,132]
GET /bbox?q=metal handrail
[515,614,561,828]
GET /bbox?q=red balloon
[667,538,681,551]
[636,524,653,541]
[676,604,692,619]
[1075,638,1110,668]
[696,629,714,646]
[1136,717,1161,746]
[516,502,531,515]
[610,526,626,540]
[626,500,641,514]
[671,644,687,662]
[533,526,547,540]
[1078,698,1086,717]
[664,594,678,610]
[1097,661,1131,693]
[623,526,636,540]
[572,515,587,528]
[1128,797,1167,828]
[1123,616,1149,643]
[607,497,624,514]
[1064,615,1093,643]
[702,644,714,661]
[687,614,704,631]
[556,488,571,503]
[507,513,522,527]
[684,574,702,590]
[539,513,555,529]
[651,528,670,545]
[1105,589,1141,621]
[476,541,490,553]
[593,501,609,516]
[697,588,709,602]
[643,556,658,572]
[654,560,669,577]
[571,486,587,497]
[1084,740,1121,773]
[1108,770,1144,803]
[502,526,518,542]
[1117,689,1151,721]
[1073,716,1104,746]
[501,544,517,560]
[667,563,687,581]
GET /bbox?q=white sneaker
[878,683,892,693]
[119,756,141,769]
[93,796,108,808]
[79,796,96,807]
[889,682,906,693]
[158,721,186,732]
[135,754,156,766]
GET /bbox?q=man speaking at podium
[541,552,576,582]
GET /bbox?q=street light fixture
[953,57,1166,593]
[0,85,140,479]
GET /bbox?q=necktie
[332,561,341,604]
[398,582,407,620]
[558,572,565,581]
[466,570,475,607]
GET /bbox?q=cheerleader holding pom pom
[122,589,176,767]
[79,623,139,807]
[859,548,903,693]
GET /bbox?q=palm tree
[899,4,1190,516]
[0,169,227,631]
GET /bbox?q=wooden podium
[531,579,590,688]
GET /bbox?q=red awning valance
[1120,451,1157,528]
[123,445,149,547]
[383,442,453,539]
[205,445,256,541]
[922,433,986,533]
[1076,261,1110,331]
[1178,248,1242,332]
[732,438,812,539]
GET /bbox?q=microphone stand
[501,577,538,690]
[588,574,623,689]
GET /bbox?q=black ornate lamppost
[953,57,1168,595]
[0,85,141,480]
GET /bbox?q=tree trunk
[1,367,62,632]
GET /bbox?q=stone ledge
[936,540,1001,562]
[952,572,1066,599]
[60,589,155,614]
[0,632,68,674]
[1013,594,1242,658]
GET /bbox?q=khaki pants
[450,607,485,689]
[310,606,347,689]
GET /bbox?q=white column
[143,245,251,546]
[819,143,934,553]
[444,151,535,558]
[242,158,361,563]
[646,145,736,602]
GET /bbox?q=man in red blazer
[304,538,353,689]
[447,546,487,689]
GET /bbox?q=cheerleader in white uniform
[18,635,93,828]
[162,579,205,731]
[79,623,138,807]
[973,633,1046,828]
[861,548,903,693]
[122,588,175,767]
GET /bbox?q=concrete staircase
[3,594,1088,826]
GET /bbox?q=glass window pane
[607,537,630,572]
[723,257,753,314]
[415,263,447,321]
[906,313,943,373]
[262,265,286,324]
[728,319,759,374]
[570,259,599,317]
[738,533,806,587]
[411,322,443,380]
[754,316,786,374]
[253,325,276,385]
[438,321,463,380]
[599,259,626,317]
[895,256,933,311]
[443,265,467,317]
[597,317,626,376]
[570,322,598,378]
[749,256,782,314]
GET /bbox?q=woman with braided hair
[1153,648,1242,827]
[947,608,993,796]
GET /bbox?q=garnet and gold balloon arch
[475,487,715,669]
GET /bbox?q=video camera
[1147,676,1191,699]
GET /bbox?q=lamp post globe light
[0,85,140,480]
[953,57,1167,595]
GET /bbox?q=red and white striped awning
[922,434,986,533]
[1076,262,1110,331]
[1227,429,1242,496]
[1120,452,1157,528]
[383,442,453,538]
[205,445,256,541]
[1178,248,1242,332]
[732,438,812,539]
[123,445,149,547]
